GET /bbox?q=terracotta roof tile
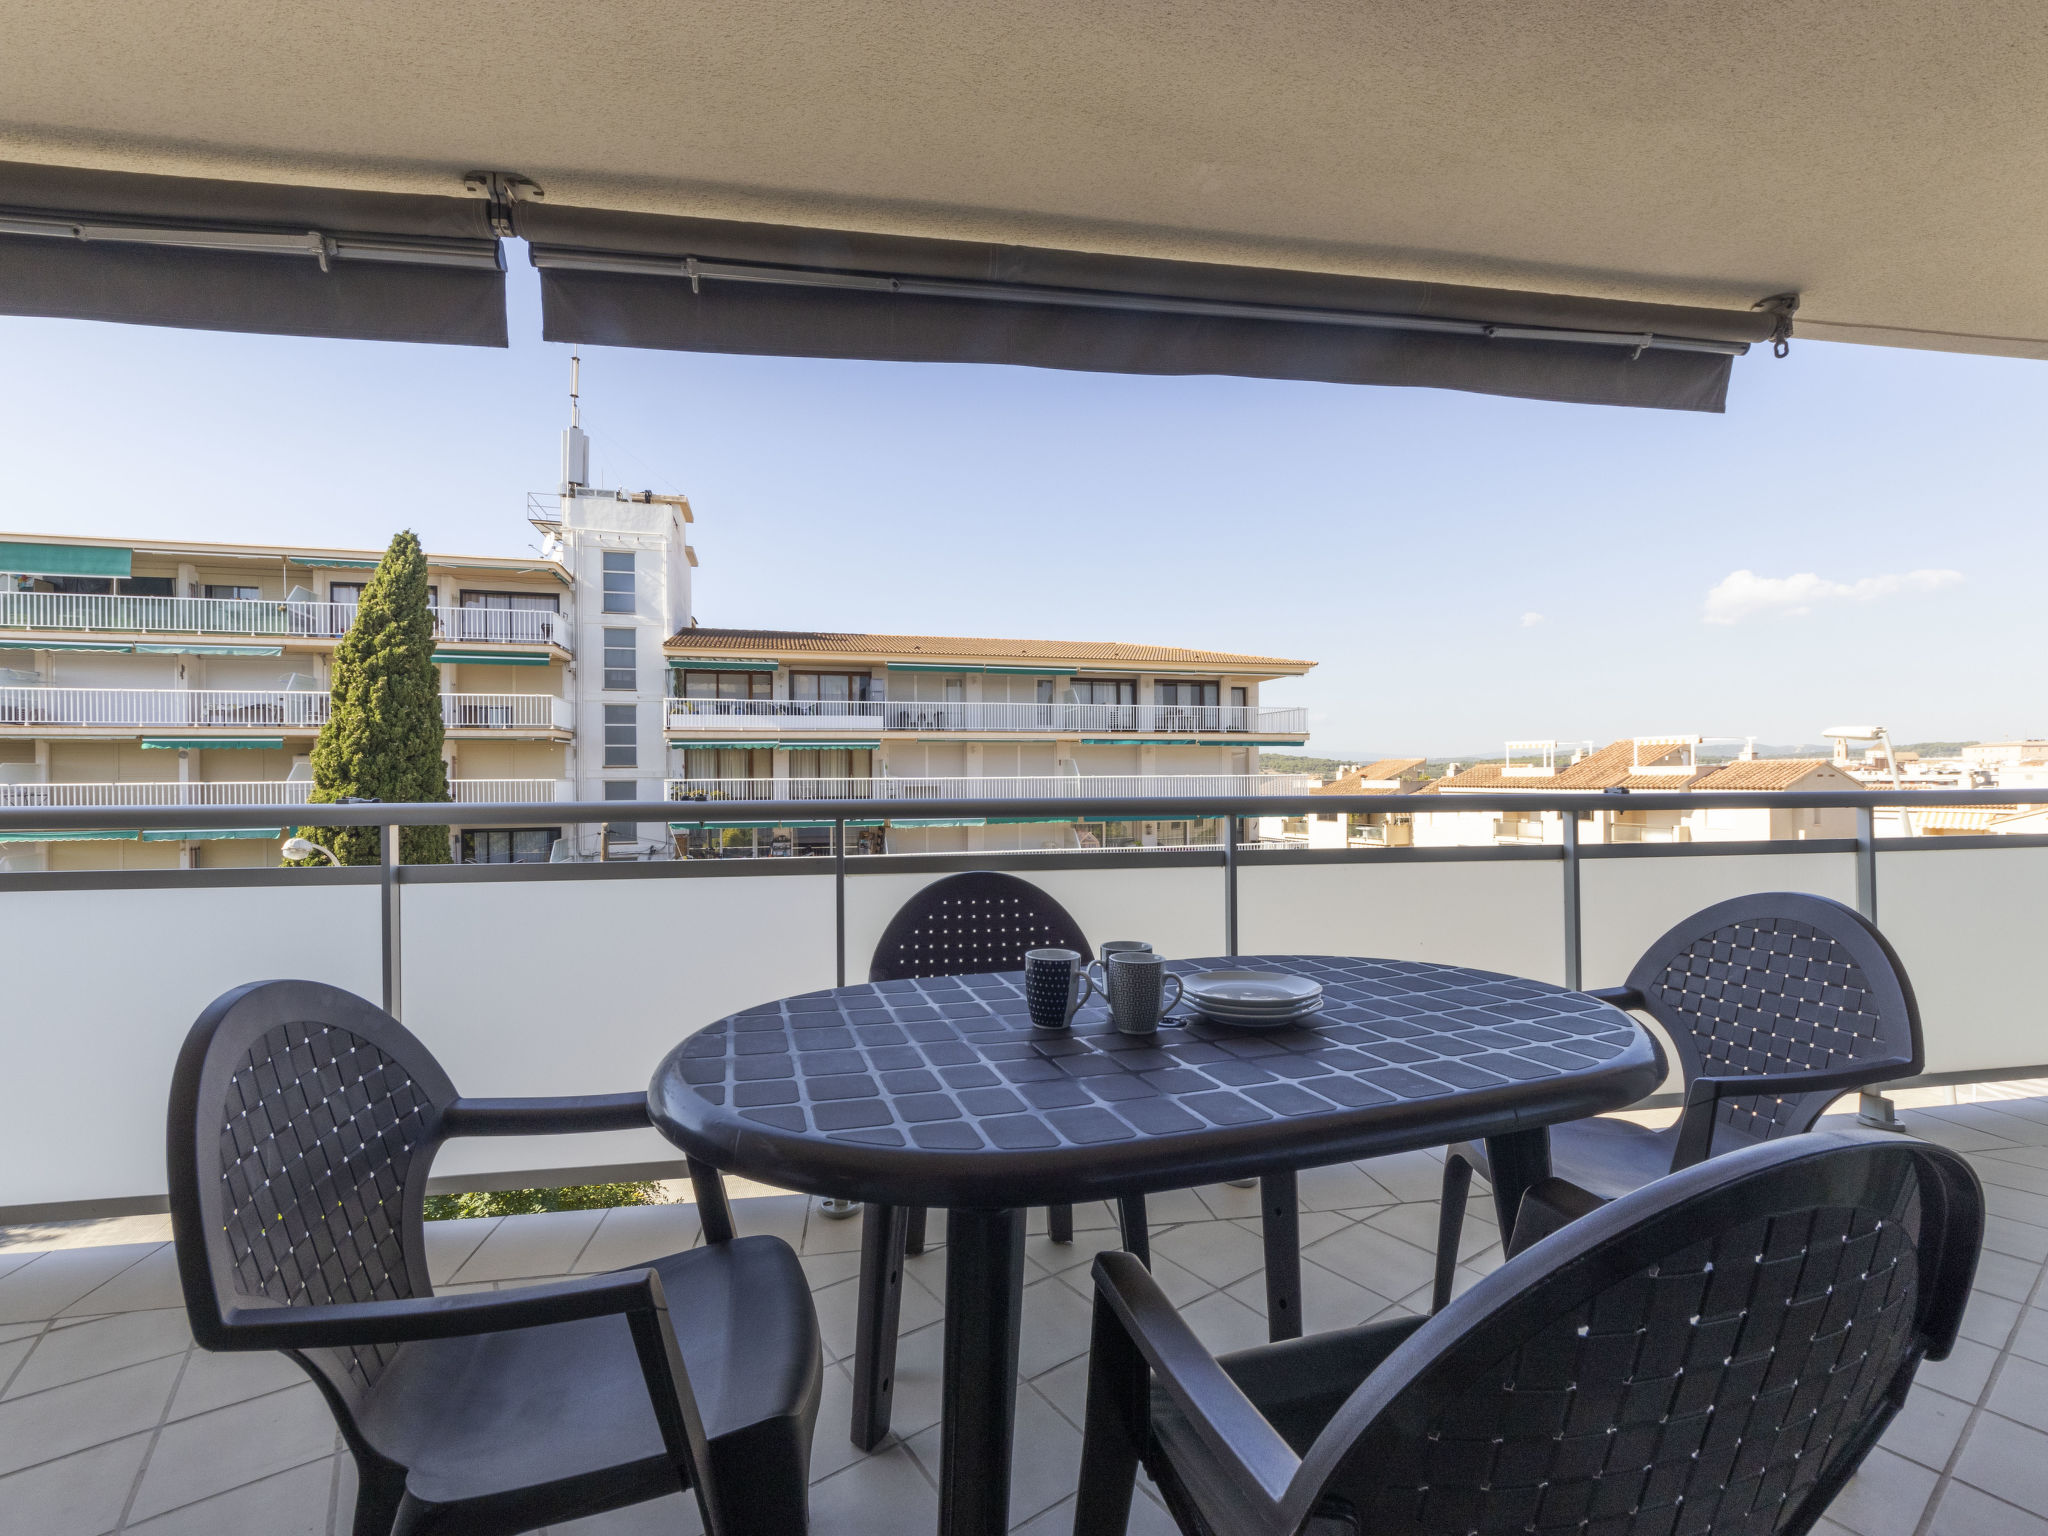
[664,626,1312,671]
[1691,759,1846,790]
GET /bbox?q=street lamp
[282,836,341,867]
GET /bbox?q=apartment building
[0,410,1313,864]
[662,627,1314,856]
[1411,738,1860,846]
[1256,758,1428,849]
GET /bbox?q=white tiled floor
[7,1097,2048,1535]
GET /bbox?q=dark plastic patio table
[648,953,1660,1536]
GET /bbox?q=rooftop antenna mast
[560,354,590,491]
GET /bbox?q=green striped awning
[0,640,133,652]
[668,819,885,830]
[667,657,780,671]
[0,541,131,578]
[0,828,138,843]
[289,556,382,569]
[665,740,786,750]
[889,818,987,828]
[432,650,552,666]
[139,827,283,841]
[886,663,1071,675]
[779,741,880,751]
[1079,738,1305,746]
[135,643,284,657]
[140,737,286,750]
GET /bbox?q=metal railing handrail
[7,785,2046,1020]
[1,785,2041,834]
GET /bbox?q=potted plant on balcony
[293,530,450,865]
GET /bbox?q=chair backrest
[1295,1130,1981,1536]
[167,979,458,1417]
[868,870,1092,981]
[1624,892,1922,1147]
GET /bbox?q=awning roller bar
[530,249,1750,359]
[0,210,503,272]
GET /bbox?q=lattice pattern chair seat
[169,979,822,1536]
[1073,1130,1983,1536]
[1430,892,1923,1312]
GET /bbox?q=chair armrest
[215,1268,664,1350]
[1092,1252,1298,1534]
[442,1092,651,1137]
[1584,985,1646,1011]
[1669,1064,1907,1171]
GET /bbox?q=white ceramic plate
[1188,998,1325,1031]
[1181,970,1324,1007]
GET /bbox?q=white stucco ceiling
[4,1,2044,355]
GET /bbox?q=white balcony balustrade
[0,687,569,732]
[663,698,1307,735]
[0,592,566,647]
[0,778,563,808]
[665,773,1316,804]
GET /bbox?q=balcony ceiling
[2,2,2044,359]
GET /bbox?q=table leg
[1116,1194,1150,1266]
[1260,1170,1302,1341]
[939,1207,1026,1536]
[851,1203,908,1452]
[1482,1127,1552,1245]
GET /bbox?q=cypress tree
[298,530,451,864]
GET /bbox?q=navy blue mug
[1024,948,1094,1030]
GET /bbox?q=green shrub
[423,1181,666,1221]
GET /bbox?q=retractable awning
[135,643,284,657]
[525,209,1775,412]
[0,640,133,652]
[668,657,780,671]
[0,541,131,578]
[0,162,506,346]
[432,649,552,666]
[139,737,286,750]
[886,663,1073,675]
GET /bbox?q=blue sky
[2,249,2040,758]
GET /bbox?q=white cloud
[1520,612,1545,628]
[1702,567,1964,626]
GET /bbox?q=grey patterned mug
[1024,948,1094,1030]
[1105,950,1184,1035]
[1086,940,1152,994]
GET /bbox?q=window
[604,704,638,767]
[1231,686,1248,708]
[329,582,364,605]
[34,576,113,594]
[1073,678,1136,705]
[790,671,875,702]
[1154,680,1220,706]
[602,551,636,614]
[459,589,560,612]
[604,779,639,844]
[460,827,560,863]
[117,576,175,597]
[204,584,260,601]
[604,628,636,691]
[678,746,774,784]
[678,669,772,701]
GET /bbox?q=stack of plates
[1180,970,1324,1029]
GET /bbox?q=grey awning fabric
[524,207,1775,412]
[0,161,507,346]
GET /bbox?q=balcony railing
[665,773,1317,804]
[0,592,566,647]
[2,784,2045,1213]
[663,699,1307,735]
[0,778,563,807]
[0,688,570,732]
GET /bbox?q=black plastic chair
[167,979,822,1536]
[1432,891,1924,1311]
[852,870,1113,1449]
[1074,1128,1982,1536]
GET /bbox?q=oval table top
[649,953,1660,1209]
